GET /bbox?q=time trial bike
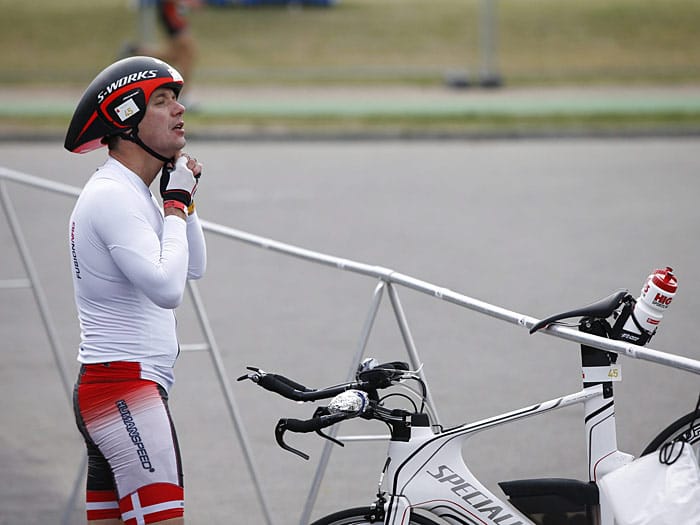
[240,288,700,525]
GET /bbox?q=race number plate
[582,365,622,382]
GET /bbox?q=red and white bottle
[621,267,678,341]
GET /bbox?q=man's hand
[160,155,202,208]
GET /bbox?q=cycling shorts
[158,0,189,37]
[73,362,184,524]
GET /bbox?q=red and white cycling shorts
[74,362,184,524]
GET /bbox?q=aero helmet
[64,56,184,161]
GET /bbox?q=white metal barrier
[2,166,699,525]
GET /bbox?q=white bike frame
[380,381,627,525]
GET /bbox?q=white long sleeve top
[69,156,206,391]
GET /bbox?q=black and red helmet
[64,56,184,155]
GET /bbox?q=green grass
[7,111,698,140]
[2,0,700,135]
[1,0,699,86]
[181,110,700,136]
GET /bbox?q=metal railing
[2,166,699,525]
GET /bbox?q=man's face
[138,87,186,159]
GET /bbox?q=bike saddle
[529,289,630,335]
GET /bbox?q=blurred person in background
[124,0,200,106]
[64,55,206,524]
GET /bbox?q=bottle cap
[650,267,678,294]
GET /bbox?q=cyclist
[65,56,206,524]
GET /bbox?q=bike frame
[379,346,631,525]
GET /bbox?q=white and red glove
[160,156,200,213]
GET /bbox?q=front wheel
[311,506,440,525]
[641,409,700,458]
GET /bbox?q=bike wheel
[311,506,440,525]
[641,409,700,458]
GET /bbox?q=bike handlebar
[275,411,349,459]
[256,372,321,401]
[239,362,414,459]
[243,369,362,401]
[278,414,346,434]
[238,361,410,402]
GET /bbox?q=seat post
[579,318,633,482]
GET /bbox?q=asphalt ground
[1,137,700,524]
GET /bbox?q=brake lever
[313,406,345,449]
[275,420,310,461]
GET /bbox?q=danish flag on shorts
[86,490,120,521]
[120,483,184,525]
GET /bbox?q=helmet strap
[120,129,174,165]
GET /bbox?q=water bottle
[613,267,678,345]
